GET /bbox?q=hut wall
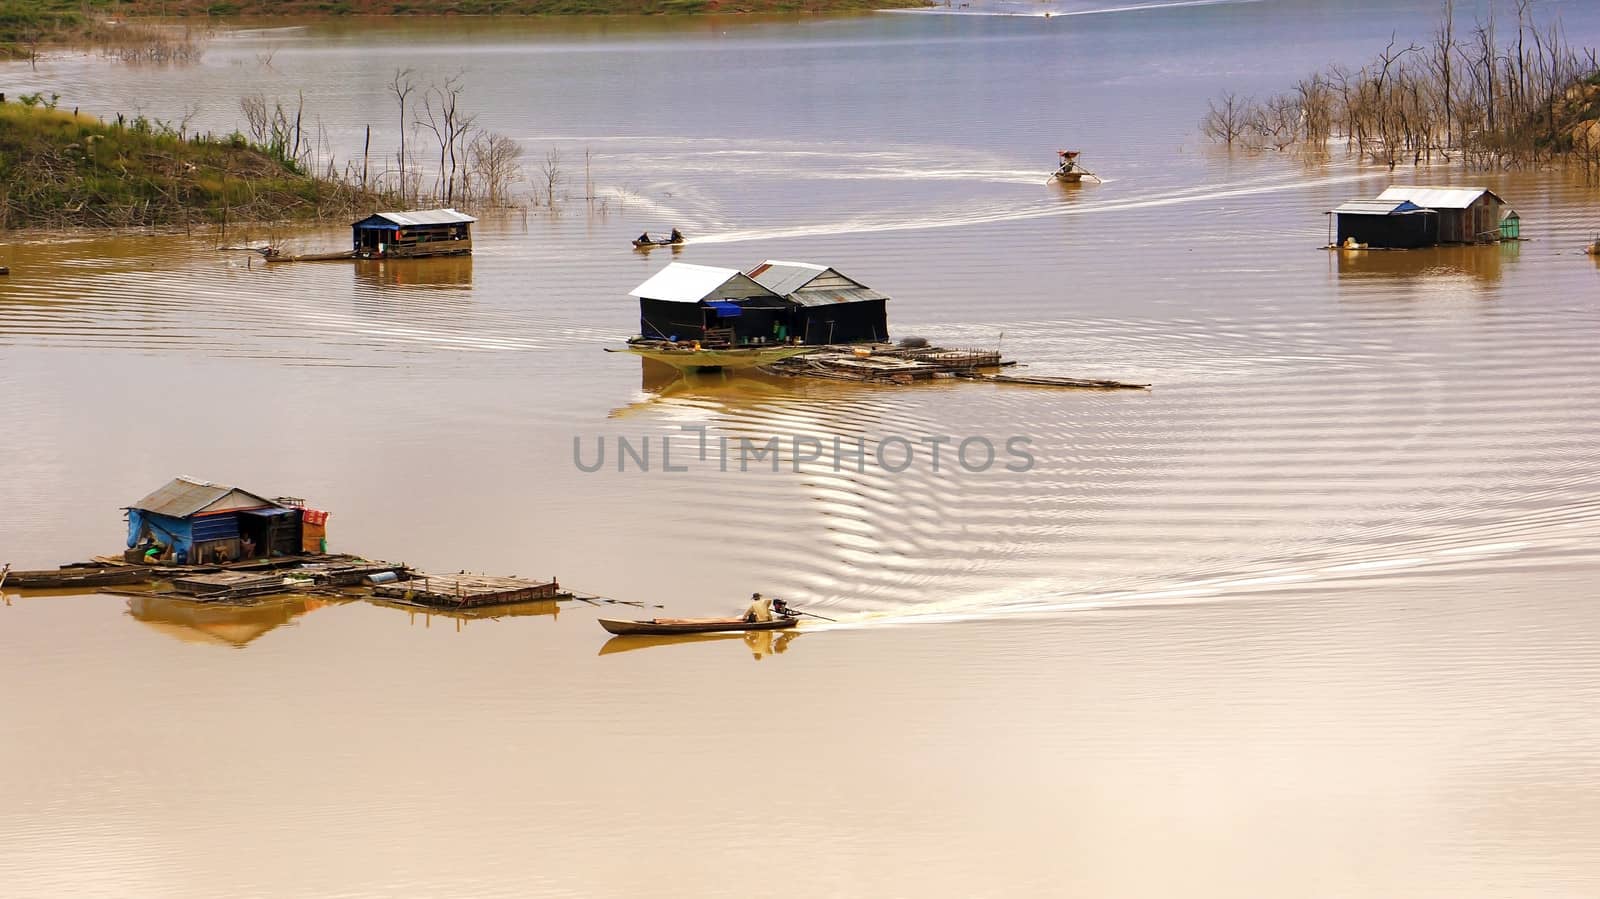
[1470,196,1502,242]
[1336,212,1438,249]
[640,299,705,341]
[798,300,887,345]
[1435,209,1465,243]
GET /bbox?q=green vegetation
[1201,1,1600,177]
[0,100,392,229]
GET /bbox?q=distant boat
[632,230,685,249]
[1052,149,1098,184]
[598,615,799,636]
[605,340,815,371]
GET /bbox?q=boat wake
[797,498,1600,631]
[690,170,1372,245]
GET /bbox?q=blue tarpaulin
[704,301,743,317]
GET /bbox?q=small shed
[1374,186,1505,244]
[1330,199,1439,249]
[126,477,303,566]
[1500,210,1521,240]
[629,263,789,345]
[352,209,476,258]
[746,260,890,345]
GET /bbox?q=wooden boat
[1052,149,1098,184]
[4,565,156,589]
[598,615,799,636]
[632,232,685,249]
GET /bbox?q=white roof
[1375,186,1501,210]
[629,263,746,303]
[363,208,477,226]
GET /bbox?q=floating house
[126,477,316,566]
[630,263,789,345]
[746,260,889,345]
[351,209,476,258]
[629,261,889,347]
[1329,186,1511,248]
[1375,186,1505,244]
[1330,199,1440,249]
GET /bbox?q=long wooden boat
[598,615,799,636]
[632,237,684,249]
[4,565,157,589]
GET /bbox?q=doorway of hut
[356,228,391,257]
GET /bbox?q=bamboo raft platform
[371,573,570,610]
[763,344,1006,384]
[6,554,405,593]
[956,371,1150,390]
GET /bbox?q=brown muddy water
[4,2,1600,896]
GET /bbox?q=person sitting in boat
[669,228,683,243]
[637,231,652,244]
[744,592,774,623]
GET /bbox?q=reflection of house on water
[368,597,561,633]
[126,594,336,648]
[1335,241,1517,283]
[353,256,474,291]
[611,356,862,419]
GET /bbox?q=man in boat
[637,231,652,244]
[743,593,793,622]
[669,228,684,243]
[744,592,773,623]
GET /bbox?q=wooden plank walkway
[371,573,568,609]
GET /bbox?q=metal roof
[630,263,775,303]
[747,260,829,297]
[1330,199,1433,215]
[129,477,279,518]
[355,208,477,227]
[1375,186,1503,210]
[746,260,889,305]
[787,286,890,307]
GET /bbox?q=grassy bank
[2,0,925,55]
[0,99,392,230]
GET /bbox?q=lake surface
[4,1,1600,896]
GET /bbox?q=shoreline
[2,0,933,57]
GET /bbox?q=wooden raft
[372,573,569,609]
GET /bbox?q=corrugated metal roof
[356,208,477,227]
[1330,199,1432,215]
[788,286,890,307]
[630,263,755,303]
[747,260,829,297]
[129,477,278,518]
[747,260,889,305]
[1375,186,1503,209]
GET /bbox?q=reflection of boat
[599,629,800,657]
[605,340,815,371]
[598,615,799,636]
[1051,149,1098,184]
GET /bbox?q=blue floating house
[126,477,302,566]
[351,208,476,259]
